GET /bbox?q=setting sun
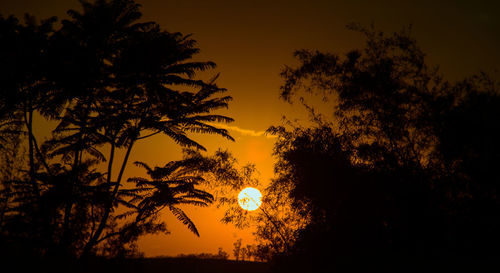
[238,187,263,211]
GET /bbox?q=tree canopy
[0,0,236,265]
[268,24,500,272]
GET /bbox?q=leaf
[169,206,199,236]
[133,161,153,174]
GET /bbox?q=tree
[432,73,500,257]
[243,244,256,261]
[269,24,500,272]
[216,135,306,261]
[217,247,229,260]
[0,0,236,263]
[0,13,60,262]
[232,238,242,261]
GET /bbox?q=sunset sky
[1,0,499,258]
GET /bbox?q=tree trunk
[26,108,40,198]
[81,139,135,258]
[60,149,79,256]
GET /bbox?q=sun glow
[238,187,262,211]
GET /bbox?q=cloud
[207,123,277,139]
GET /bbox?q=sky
[1,0,499,258]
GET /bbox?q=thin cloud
[208,123,277,139]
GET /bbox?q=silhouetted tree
[432,73,500,258]
[252,244,270,262]
[243,244,256,261]
[217,134,306,261]
[0,0,236,265]
[0,13,60,262]
[269,24,500,272]
[233,238,242,261]
[217,247,229,260]
[112,151,218,241]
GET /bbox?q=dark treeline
[0,0,238,271]
[266,24,500,272]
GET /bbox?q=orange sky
[1,0,499,258]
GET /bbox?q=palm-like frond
[126,154,217,236]
[169,206,199,237]
[176,200,211,207]
[158,125,206,151]
[164,62,216,78]
[114,210,137,220]
[132,161,153,174]
[181,120,234,141]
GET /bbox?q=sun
[238,187,262,211]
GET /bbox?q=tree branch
[136,130,161,140]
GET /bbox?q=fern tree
[49,0,234,258]
[123,157,215,238]
[0,13,62,259]
[1,0,235,261]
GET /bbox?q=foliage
[0,0,235,262]
[231,239,265,262]
[176,247,229,260]
[217,133,307,261]
[232,238,242,261]
[270,24,500,271]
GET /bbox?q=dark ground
[3,257,272,273]
[109,257,272,273]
